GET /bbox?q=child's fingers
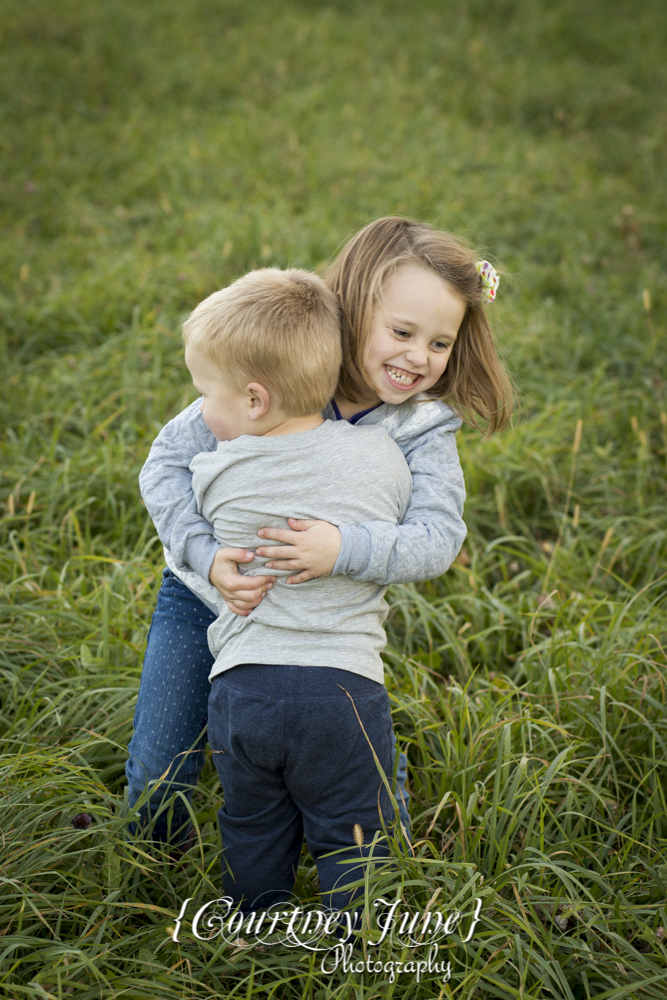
[286,570,314,585]
[222,587,273,607]
[225,600,254,616]
[256,527,303,543]
[211,578,274,603]
[227,588,269,604]
[226,574,276,594]
[261,557,304,571]
[216,546,256,562]
[224,590,269,611]
[255,544,297,560]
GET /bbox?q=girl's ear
[246,382,271,420]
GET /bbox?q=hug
[125,215,511,913]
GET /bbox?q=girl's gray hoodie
[138,396,466,597]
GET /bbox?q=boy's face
[185,345,253,441]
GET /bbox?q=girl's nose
[405,346,427,368]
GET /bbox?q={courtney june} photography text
[168,895,483,984]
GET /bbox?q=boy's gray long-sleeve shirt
[139,397,467,587]
[189,420,412,682]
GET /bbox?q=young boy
[137,268,411,912]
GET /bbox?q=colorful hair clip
[476,260,499,303]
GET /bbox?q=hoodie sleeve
[139,400,221,579]
[332,411,466,584]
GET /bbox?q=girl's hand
[209,547,276,617]
[256,519,342,584]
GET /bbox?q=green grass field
[2,0,667,996]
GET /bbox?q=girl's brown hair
[324,216,513,434]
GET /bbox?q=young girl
[127,216,511,846]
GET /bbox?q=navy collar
[330,399,382,425]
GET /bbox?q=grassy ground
[1,0,667,996]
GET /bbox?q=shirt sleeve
[139,400,221,579]
[331,420,467,584]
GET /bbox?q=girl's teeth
[386,366,417,385]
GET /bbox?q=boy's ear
[246,382,271,420]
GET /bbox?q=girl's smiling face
[361,264,466,405]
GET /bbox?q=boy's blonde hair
[325,217,513,435]
[182,268,342,417]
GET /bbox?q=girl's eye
[393,328,411,339]
[432,341,450,351]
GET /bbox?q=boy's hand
[256,519,342,584]
[209,547,276,617]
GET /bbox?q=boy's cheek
[201,407,226,440]
[201,413,220,438]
